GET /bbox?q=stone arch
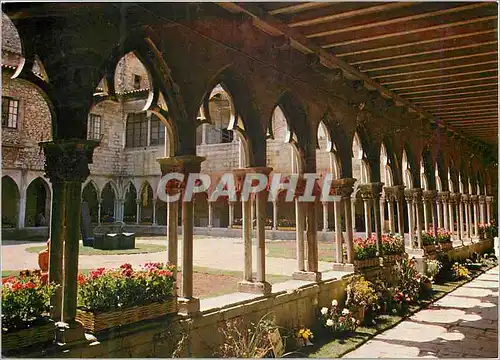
[402,147,414,188]
[421,146,435,191]
[101,181,118,222]
[138,181,154,224]
[352,131,370,183]
[2,175,20,228]
[25,177,51,227]
[82,181,99,224]
[123,181,138,223]
[200,67,265,165]
[316,120,341,179]
[380,142,394,187]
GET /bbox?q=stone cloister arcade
[3,3,497,331]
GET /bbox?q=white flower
[326,319,334,327]
[342,308,350,315]
[331,299,338,307]
[320,307,328,315]
[351,317,356,323]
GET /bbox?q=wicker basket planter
[381,254,404,266]
[76,298,177,333]
[438,241,453,252]
[422,244,436,254]
[2,320,54,352]
[353,257,380,270]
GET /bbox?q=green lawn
[267,241,336,262]
[25,243,167,256]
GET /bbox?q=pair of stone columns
[404,188,424,249]
[359,182,384,253]
[41,140,99,337]
[380,186,405,237]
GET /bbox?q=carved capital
[450,192,461,204]
[331,178,356,200]
[486,196,494,203]
[470,195,479,202]
[478,195,486,204]
[359,182,384,200]
[404,189,414,202]
[422,190,437,203]
[157,155,205,176]
[40,140,99,183]
[461,194,470,203]
[412,188,423,203]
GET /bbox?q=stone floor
[344,266,499,359]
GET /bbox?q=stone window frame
[87,113,102,140]
[2,96,20,129]
[133,74,142,90]
[149,113,165,146]
[125,111,165,149]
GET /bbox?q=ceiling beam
[306,3,491,38]
[420,100,498,110]
[373,60,498,79]
[288,3,414,28]
[268,2,331,16]
[412,94,499,106]
[398,82,498,97]
[345,37,497,65]
[438,112,498,120]
[390,75,498,92]
[432,107,498,115]
[381,68,498,86]
[320,15,497,48]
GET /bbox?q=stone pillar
[463,194,471,239]
[395,186,405,237]
[40,140,98,326]
[423,200,429,232]
[486,196,493,223]
[359,183,384,253]
[228,201,234,228]
[471,195,479,237]
[167,200,179,276]
[380,197,386,233]
[388,200,395,233]
[423,190,438,238]
[322,202,329,231]
[479,195,486,224]
[157,155,205,315]
[242,197,252,280]
[306,200,318,273]
[413,189,424,249]
[97,200,102,225]
[136,199,140,225]
[363,197,372,238]
[404,189,415,248]
[201,123,207,145]
[152,199,157,225]
[17,188,26,229]
[441,192,450,231]
[343,192,355,264]
[334,199,343,263]
[295,198,305,271]
[351,198,356,232]
[235,167,272,294]
[454,194,462,242]
[273,201,278,230]
[437,199,443,228]
[448,199,454,235]
[208,201,213,228]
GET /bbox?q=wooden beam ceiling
[219,2,498,149]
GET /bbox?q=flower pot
[438,242,453,252]
[351,306,366,326]
[381,254,403,266]
[2,320,54,353]
[76,299,177,333]
[423,244,436,254]
[353,257,380,270]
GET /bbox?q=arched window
[126,112,165,147]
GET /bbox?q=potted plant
[425,259,442,283]
[2,270,58,352]
[320,300,357,338]
[380,233,405,266]
[76,262,177,333]
[345,276,379,326]
[420,231,436,254]
[353,236,379,270]
[436,228,453,251]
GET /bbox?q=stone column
[423,190,438,238]
[486,196,493,223]
[423,200,429,232]
[322,202,329,231]
[235,167,272,294]
[273,201,278,230]
[479,195,486,225]
[208,201,213,228]
[351,198,356,232]
[437,199,443,228]
[17,188,26,229]
[360,183,384,253]
[228,201,234,229]
[295,198,305,272]
[167,199,179,276]
[152,199,157,225]
[306,200,319,273]
[387,199,395,233]
[362,197,372,238]
[40,140,98,326]
[448,198,454,235]
[404,189,415,248]
[471,195,479,237]
[463,194,471,239]
[380,197,386,233]
[242,196,252,280]
[333,198,343,262]
[97,199,102,225]
[157,155,205,315]
[136,199,140,225]
[414,189,424,249]
[395,186,405,237]
[201,123,207,145]
[454,194,462,242]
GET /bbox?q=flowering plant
[2,270,58,333]
[480,220,498,239]
[420,231,436,246]
[436,228,451,243]
[394,257,422,302]
[425,259,442,282]
[320,300,357,335]
[353,236,377,260]
[77,262,176,313]
[381,233,405,255]
[296,327,314,346]
[451,262,470,280]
